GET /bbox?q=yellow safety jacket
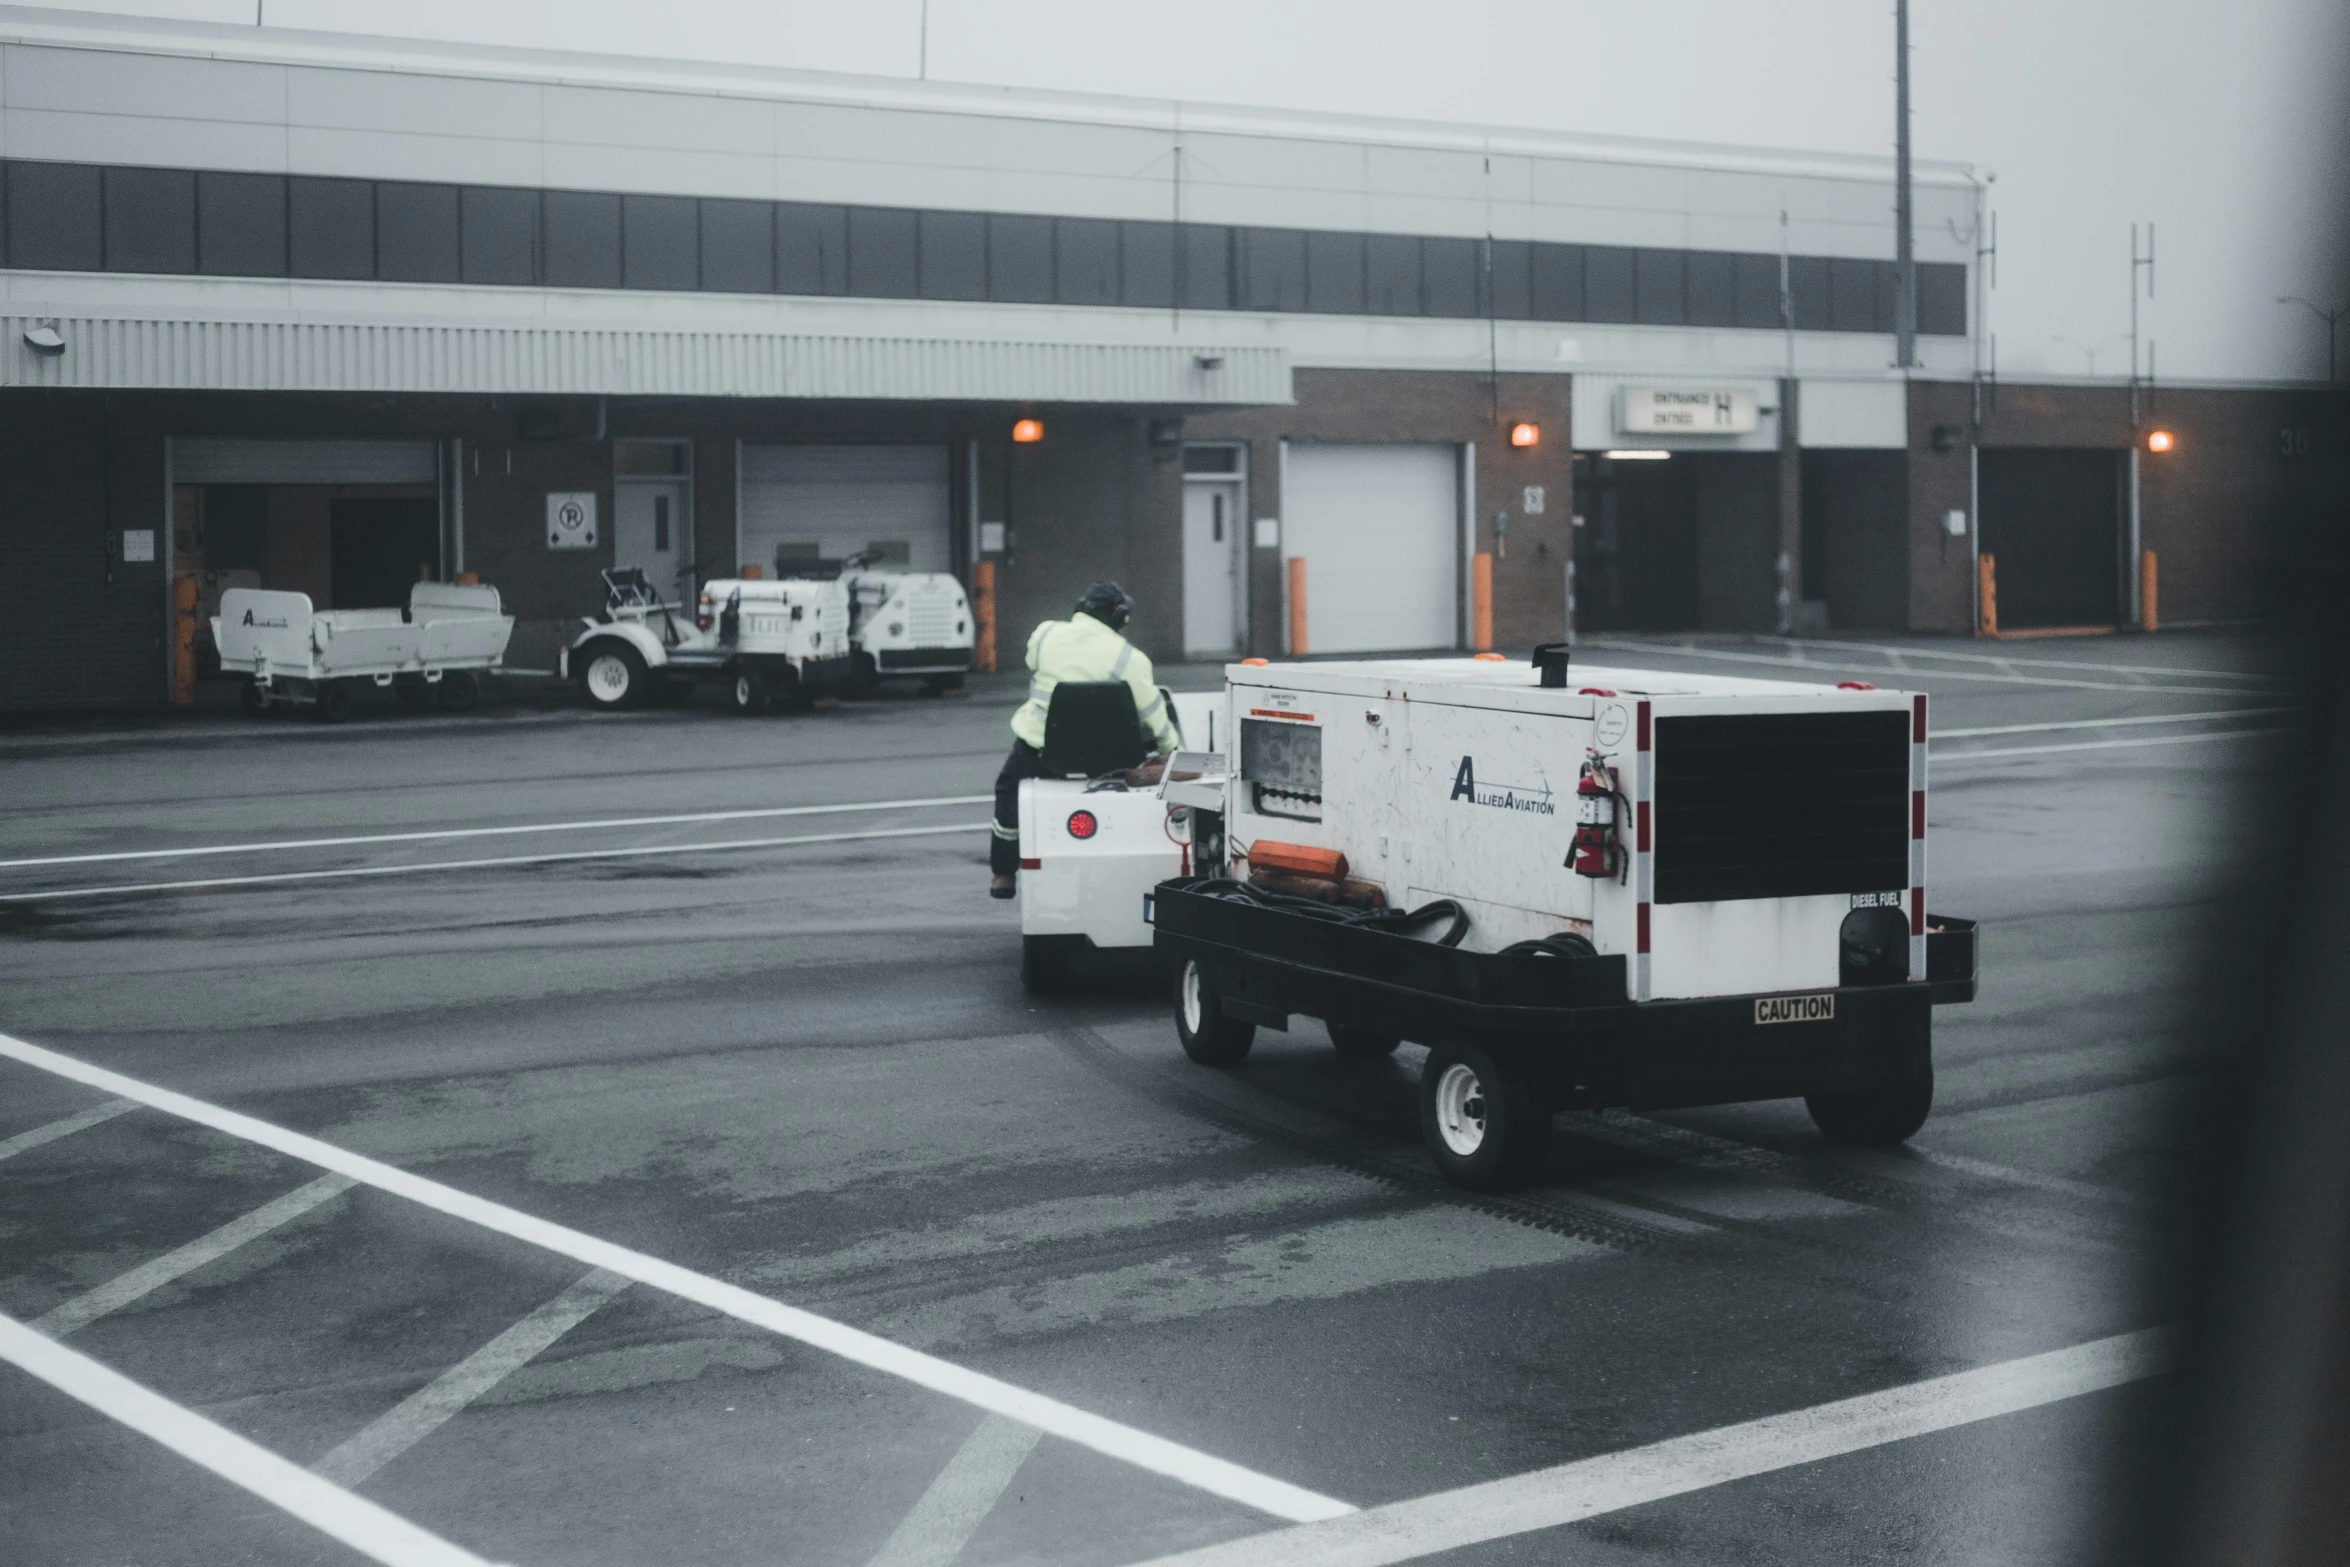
[1012,613,1181,753]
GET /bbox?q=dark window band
[0,157,1969,336]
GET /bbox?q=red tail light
[1066,810,1098,839]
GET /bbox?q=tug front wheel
[1173,959,1255,1067]
[577,643,647,711]
[1420,1038,1551,1191]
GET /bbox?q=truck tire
[435,672,479,712]
[730,668,771,715]
[1420,1038,1551,1190]
[1173,958,1255,1067]
[577,643,646,711]
[315,682,356,724]
[1805,1065,1934,1148]
[1327,1022,1402,1060]
[1021,935,1077,995]
[393,676,431,711]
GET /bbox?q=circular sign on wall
[546,492,598,550]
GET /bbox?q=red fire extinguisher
[1569,755,1623,879]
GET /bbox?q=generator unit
[1146,647,1977,1190]
[563,568,852,714]
[842,567,976,694]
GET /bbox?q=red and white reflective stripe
[1634,699,1654,1001]
[1909,693,1928,979]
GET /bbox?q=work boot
[989,875,1017,900]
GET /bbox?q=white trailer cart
[213,583,514,721]
[562,568,852,714]
[1047,648,1977,1189]
[842,567,976,694]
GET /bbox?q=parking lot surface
[0,635,2285,1565]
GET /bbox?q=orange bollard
[171,575,199,705]
[1471,551,1494,652]
[1977,554,1998,637]
[2140,550,2158,633]
[972,560,997,673]
[1287,556,1308,656]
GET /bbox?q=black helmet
[1076,580,1134,630]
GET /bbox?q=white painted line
[0,821,992,904]
[1771,637,2276,683]
[864,1414,1045,1567]
[1933,707,2292,739]
[1932,728,2288,763]
[0,1098,138,1162]
[35,1175,355,1338]
[1125,1327,2173,1567]
[0,1032,1353,1525]
[1908,1147,2135,1207]
[0,794,993,872]
[0,1310,501,1567]
[1579,638,2266,697]
[314,1267,633,1487]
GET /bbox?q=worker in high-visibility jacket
[990,580,1180,897]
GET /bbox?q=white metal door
[614,481,690,599]
[1284,444,1458,654]
[1182,480,1243,656]
[739,445,951,575]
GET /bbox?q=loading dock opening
[1575,450,1778,633]
[1977,448,2125,631]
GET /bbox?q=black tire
[239,679,269,715]
[576,642,647,711]
[729,668,771,715]
[923,672,966,696]
[1420,1038,1551,1191]
[393,676,432,711]
[1173,958,1255,1067]
[846,653,879,697]
[1327,1022,1402,1061]
[1806,1065,1934,1148]
[1021,935,1079,995]
[315,682,355,724]
[435,672,479,713]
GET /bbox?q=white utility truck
[214,583,514,721]
[564,567,852,714]
[841,565,976,695]
[1027,646,1978,1190]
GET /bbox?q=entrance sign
[1619,387,1759,435]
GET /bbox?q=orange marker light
[1012,418,1044,443]
[1509,423,1539,448]
[2146,429,2175,453]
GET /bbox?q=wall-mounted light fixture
[22,321,66,356]
[1601,449,1672,461]
[1012,418,1044,444]
[1509,423,1539,448]
[2145,429,2176,453]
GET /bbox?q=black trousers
[991,739,1044,876]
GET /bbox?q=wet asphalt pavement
[0,634,2288,1566]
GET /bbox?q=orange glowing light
[1509,423,1540,448]
[1012,418,1044,444]
[2145,429,2175,453]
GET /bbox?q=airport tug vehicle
[841,564,976,694]
[563,567,852,713]
[1031,646,1978,1191]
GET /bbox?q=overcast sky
[40,0,2350,382]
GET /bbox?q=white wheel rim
[1181,963,1205,1034]
[735,675,755,706]
[585,654,632,703]
[1433,1063,1488,1156]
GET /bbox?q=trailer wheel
[1805,1065,1933,1148]
[1420,1039,1551,1190]
[239,680,269,716]
[730,669,771,715]
[1173,959,1255,1066]
[578,643,646,710]
[435,672,479,713]
[1327,1023,1402,1061]
[315,682,356,724]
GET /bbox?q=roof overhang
[0,313,1292,407]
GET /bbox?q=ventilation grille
[1653,710,1909,905]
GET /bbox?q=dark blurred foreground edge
[2117,419,2350,1564]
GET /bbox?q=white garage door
[1284,443,1459,654]
[739,444,951,575]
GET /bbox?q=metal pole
[1894,0,1915,370]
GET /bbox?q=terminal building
[0,5,2338,710]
